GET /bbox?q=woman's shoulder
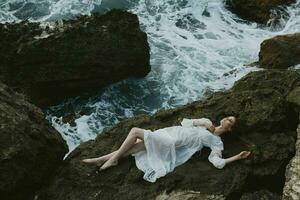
[199,118,215,130]
[210,134,224,150]
[198,117,213,124]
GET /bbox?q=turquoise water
[1,0,300,154]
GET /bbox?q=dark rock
[240,190,281,200]
[287,86,300,113]
[225,0,295,24]
[202,7,211,17]
[0,81,68,200]
[0,9,150,108]
[259,33,300,69]
[35,70,300,200]
[175,13,206,32]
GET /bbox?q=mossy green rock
[0,81,68,200]
[35,70,300,200]
[0,9,150,108]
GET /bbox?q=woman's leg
[82,139,145,166]
[123,139,146,156]
[81,152,115,165]
[99,127,145,170]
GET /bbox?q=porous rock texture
[225,0,296,24]
[0,9,150,107]
[0,81,68,200]
[259,33,300,69]
[240,190,281,200]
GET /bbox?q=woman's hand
[224,151,251,165]
[237,151,251,160]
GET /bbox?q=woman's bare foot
[99,158,118,171]
[96,158,107,167]
[82,157,105,165]
[82,158,96,164]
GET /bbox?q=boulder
[0,9,150,108]
[225,0,295,24]
[259,33,300,69]
[0,81,68,200]
[35,70,300,200]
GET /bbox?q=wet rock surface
[225,0,296,24]
[35,70,300,200]
[0,81,68,200]
[259,33,300,69]
[0,9,150,108]
[0,4,299,200]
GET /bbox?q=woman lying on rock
[82,116,251,182]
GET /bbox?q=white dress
[132,118,226,183]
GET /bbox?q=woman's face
[220,116,236,131]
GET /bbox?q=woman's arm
[208,150,251,169]
[181,118,215,132]
[192,118,215,132]
[224,151,251,165]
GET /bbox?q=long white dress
[132,118,226,183]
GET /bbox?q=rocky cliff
[35,69,300,200]
[32,30,300,200]
[0,81,68,200]
[1,7,300,200]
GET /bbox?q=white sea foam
[290,64,300,71]
[1,0,300,154]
